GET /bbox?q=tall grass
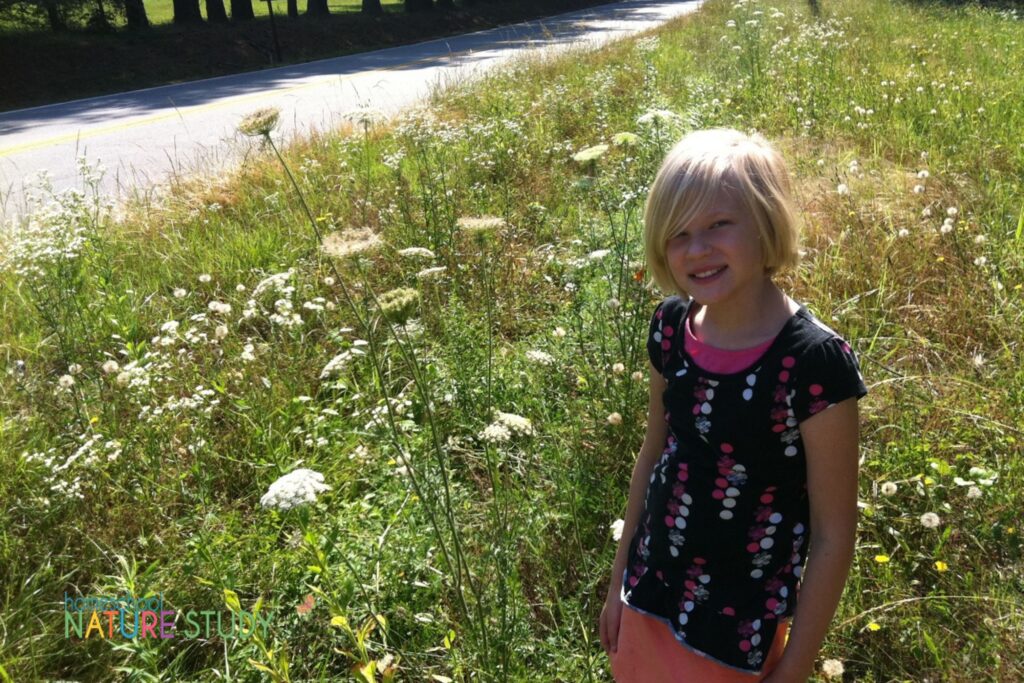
[1,0,1022,680]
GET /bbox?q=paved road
[0,0,702,221]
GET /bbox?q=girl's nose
[686,233,712,258]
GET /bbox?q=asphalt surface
[0,0,703,221]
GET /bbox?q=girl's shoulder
[647,296,691,373]
[786,305,854,355]
[784,306,869,420]
[651,294,691,320]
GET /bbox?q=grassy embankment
[1,0,1022,680]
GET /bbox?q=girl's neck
[690,281,796,350]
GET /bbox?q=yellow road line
[0,48,474,158]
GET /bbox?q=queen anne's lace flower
[260,469,331,510]
[479,423,511,444]
[323,228,383,259]
[457,216,507,234]
[572,144,609,163]
[398,247,436,259]
[526,350,554,365]
[238,107,281,137]
[612,132,639,146]
[494,411,534,436]
[637,109,682,126]
[416,266,447,281]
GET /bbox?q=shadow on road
[0,0,696,137]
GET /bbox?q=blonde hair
[643,128,801,296]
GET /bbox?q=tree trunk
[361,0,382,13]
[91,0,112,29]
[306,0,328,15]
[173,0,203,22]
[124,0,150,29]
[206,0,229,22]
[43,0,67,31]
[287,0,297,18]
[230,0,254,21]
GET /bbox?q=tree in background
[306,0,327,15]
[122,0,148,28]
[172,0,202,22]
[40,0,67,28]
[361,0,381,14]
[287,0,297,19]
[205,0,227,21]
[230,0,253,20]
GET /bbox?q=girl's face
[665,186,769,308]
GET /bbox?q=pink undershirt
[684,308,777,373]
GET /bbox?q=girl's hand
[759,665,809,683]
[599,591,624,656]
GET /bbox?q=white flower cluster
[0,184,95,284]
[252,269,296,298]
[479,423,511,444]
[416,266,446,281]
[479,410,535,443]
[362,395,415,432]
[526,349,555,366]
[398,247,436,260]
[24,433,122,501]
[208,301,232,315]
[270,299,303,327]
[493,411,534,436]
[148,385,220,421]
[114,360,153,391]
[320,341,369,379]
[956,466,998,487]
[636,109,682,127]
[260,468,332,511]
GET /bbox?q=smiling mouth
[690,266,727,280]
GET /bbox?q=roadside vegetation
[1,0,1022,680]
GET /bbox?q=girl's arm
[600,362,669,653]
[764,397,860,683]
[609,362,670,589]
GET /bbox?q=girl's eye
[709,220,728,230]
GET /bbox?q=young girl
[600,129,867,682]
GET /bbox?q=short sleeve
[792,336,868,423]
[647,297,682,374]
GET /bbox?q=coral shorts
[609,601,788,683]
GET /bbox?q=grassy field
[1,0,1023,681]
